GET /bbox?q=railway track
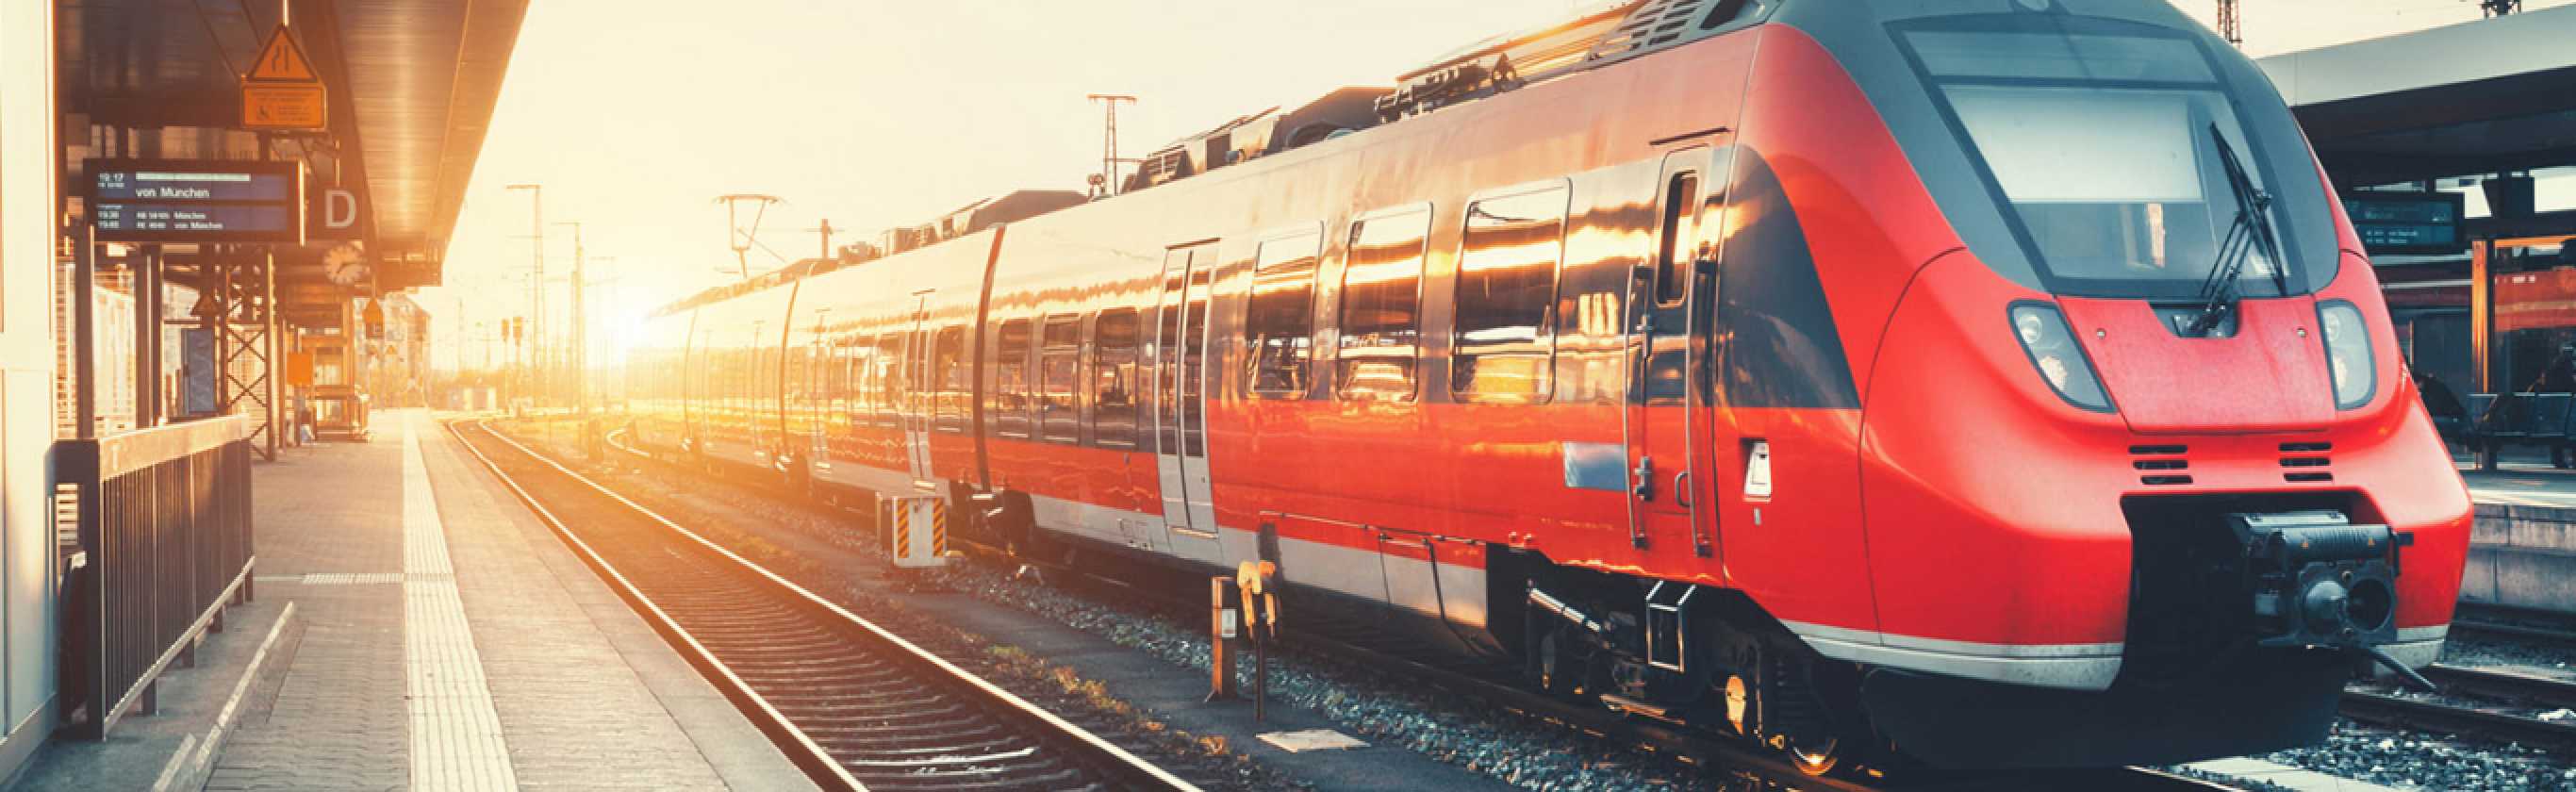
[2451,602,2576,646]
[571,422,2237,792]
[452,420,1201,792]
[2342,664,2576,752]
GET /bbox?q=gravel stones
[2265,730,2571,791]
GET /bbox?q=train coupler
[2228,510,2418,687]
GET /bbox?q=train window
[874,334,904,425]
[1453,183,1570,402]
[824,338,844,413]
[741,326,765,425]
[815,338,838,415]
[993,320,1034,437]
[1656,172,1701,306]
[1091,309,1142,447]
[1700,0,1754,30]
[689,328,711,422]
[1041,315,1082,442]
[1247,230,1322,397]
[855,335,885,415]
[1336,206,1431,402]
[934,326,967,432]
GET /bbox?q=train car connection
[626,0,2472,774]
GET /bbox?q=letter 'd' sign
[308,187,364,240]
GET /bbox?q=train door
[1153,242,1222,560]
[681,321,703,452]
[799,329,833,475]
[1624,150,1723,557]
[900,295,936,487]
[751,321,777,461]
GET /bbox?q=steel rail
[589,424,2238,792]
[2339,690,2576,751]
[2451,602,2576,646]
[2419,664,2576,712]
[454,420,1201,792]
[2342,664,2576,751]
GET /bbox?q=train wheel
[1533,631,1571,694]
[1784,736,1842,777]
[1524,609,1589,698]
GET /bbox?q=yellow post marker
[1207,577,1237,701]
[1235,560,1280,720]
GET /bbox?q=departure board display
[2340,191,2466,256]
[87,159,305,243]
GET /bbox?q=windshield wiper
[2187,123,2285,338]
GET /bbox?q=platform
[10,410,813,791]
[2461,462,2576,509]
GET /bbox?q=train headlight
[2317,301,2375,410]
[2009,304,2112,412]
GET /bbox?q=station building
[0,0,522,781]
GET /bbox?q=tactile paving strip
[403,418,520,790]
[251,572,455,585]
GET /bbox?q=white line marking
[149,734,196,792]
[404,415,520,790]
[153,601,297,792]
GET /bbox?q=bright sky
[422,0,2575,371]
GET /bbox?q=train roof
[1126,0,1749,191]
[650,0,1759,322]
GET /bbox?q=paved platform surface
[14,410,812,791]
[2456,449,2576,508]
[2463,468,2576,508]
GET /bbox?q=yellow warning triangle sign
[246,25,318,82]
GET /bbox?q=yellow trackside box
[880,494,949,569]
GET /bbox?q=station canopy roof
[59,0,529,303]
[2259,6,2576,188]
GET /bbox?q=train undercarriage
[1511,559,1867,775]
[1498,492,2423,774]
[685,430,2441,779]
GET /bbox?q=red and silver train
[630,0,2470,772]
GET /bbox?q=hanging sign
[307,185,364,239]
[87,158,306,244]
[241,25,327,131]
[2341,192,2467,256]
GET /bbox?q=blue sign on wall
[2340,191,2466,256]
[86,159,305,244]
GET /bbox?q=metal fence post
[74,227,96,440]
[58,441,104,739]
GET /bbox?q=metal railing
[55,415,256,739]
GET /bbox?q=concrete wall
[2463,503,2576,612]
[0,0,58,780]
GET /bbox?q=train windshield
[1895,15,2307,299]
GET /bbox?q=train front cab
[1744,0,2474,769]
